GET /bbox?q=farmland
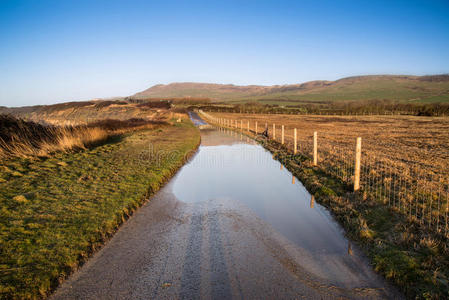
[206,113,449,178]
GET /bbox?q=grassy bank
[0,118,200,299]
[257,138,448,299]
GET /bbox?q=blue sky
[1,0,448,106]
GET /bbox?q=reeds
[0,115,161,159]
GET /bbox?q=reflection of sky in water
[172,129,348,255]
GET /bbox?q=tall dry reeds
[0,115,162,159]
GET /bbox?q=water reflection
[172,128,349,256]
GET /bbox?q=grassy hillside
[133,75,449,104]
[133,82,270,100]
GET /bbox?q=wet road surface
[52,123,403,299]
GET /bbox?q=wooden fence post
[294,128,297,154]
[313,131,318,166]
[255,121,258,134]
[273,124,276,140]
[281,125,285,144]
[354,137,362,191]
[247,121,250,132]
[240,120,243,130]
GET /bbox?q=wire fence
[200,111,449,240]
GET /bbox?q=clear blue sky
[1,0,448,106]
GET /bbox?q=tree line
[197,100,449,116]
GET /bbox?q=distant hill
[133,75,449,103]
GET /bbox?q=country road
[51,117,402,299]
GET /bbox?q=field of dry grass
[208,112,449,236]
[208,113,449,176]
[0,100,179,126]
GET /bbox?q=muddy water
[52,118,402,299]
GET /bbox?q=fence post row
[294,128,297,154]
[313,131,318,166]
[281,125,285,144]
[354,137,362,191]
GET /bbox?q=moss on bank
[0,120,200,299]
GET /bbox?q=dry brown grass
[209,113,449,173]
[0,116,164,159]
[1,100,175,126]
[0,126,108,158]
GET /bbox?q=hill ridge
[133,74,449,103]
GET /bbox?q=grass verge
[256,138,449,299]
[0,119,200,299]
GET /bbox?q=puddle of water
[188,111,207,126]
[172,127,348,256]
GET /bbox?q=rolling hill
[133,75,449,104]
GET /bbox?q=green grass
[237,77,449,104]
[259,139,449,299]
[412,94,449,103]
[0,120,200,299]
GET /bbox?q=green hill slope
[133,75,449,103]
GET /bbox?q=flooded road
[52,119,402,299]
